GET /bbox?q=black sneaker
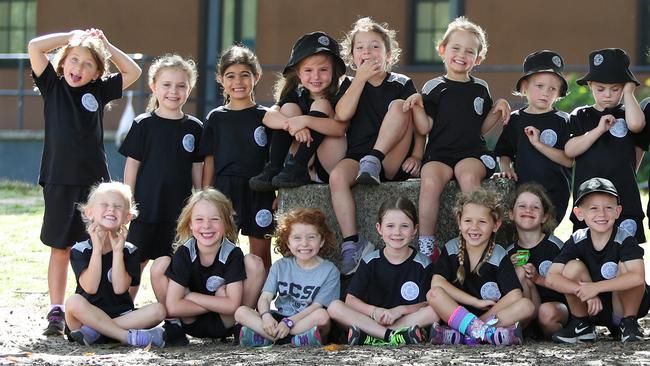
[271,158,311,189]
[620,316,644,342]
[249,162,281,192]
[552,317,596,344]
[162,320,190,347]
[43,306,65,336]
[348,326,363,345]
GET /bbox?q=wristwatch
[281,317,294,329]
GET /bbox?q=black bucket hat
[576,48,639,86]
[282,31,346,76]
[515,50,568,97]
[574,177,620,206]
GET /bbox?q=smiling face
[151,68,191,116]
[588,81,624,110]
[189,199,225,248]
[85,191,131,231]
[522,73,562,113]
[297,53,334,98]
[287,222,324,266]
[219,63,258,105]
[510,192,548,232]
[574,193,621,235]
[439,30,482,81]
[352,31,389,71]
[61,46,101,87]
[458,203,500,249]
[376,209,418,251]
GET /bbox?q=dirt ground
[2,300,650,366]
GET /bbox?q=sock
[343,235,359,243]
[293,131,325,164]
[80,325,100,344]
[418,236,435,256]
[448,306,494,342]
[383,329,392,342]
[51,304,65,312]
[368,149,385,162]
[269,130,293,167]
[612,313,623,326]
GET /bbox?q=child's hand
[109,225,127,252]
[286,116,309,136]
[88,221,107,248]
[402,93,423,112]
[586,297,603,316]
[378,307,400,326]
[262,315,279,339]
[276,319,291,339]
[355,58,383,82]
[524,126,541,144]
[69,29,87,41]
[497,169,518,181]
[597,114,616,133]
[623,82,636,95]
[293,128,313,147]
[493,99,511,125]
[509,253,519,265]
[576,281,600,302]
[523,263,539,282]
[474,299,496,310]
[87,28,109,47]
[402,156,421,177]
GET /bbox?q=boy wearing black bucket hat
[546,177,650,343]
[495,50,573,224]
[564,48,647,244]
[249,31,347,191]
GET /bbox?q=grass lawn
[1,179,649,308]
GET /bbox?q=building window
[411,0,463,64]
[0,0,36,53]
[221,0,257,50]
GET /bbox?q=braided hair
[454,189,502,285]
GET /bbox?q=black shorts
[572,217,646,244]
[182,312,233,339]
[422,150,497,177]
[41,184,90,249]
[126,220,176,261]
[593,284,650,326]
[214,176,275,238]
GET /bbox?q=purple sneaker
[488,323,523,346]
[340,237,375,275]
[291,326,322,347]
[43,306,65,336]
[355,155,381,185]
[429,323,463,345]
[239,326,272,347]
[127,327,165,348]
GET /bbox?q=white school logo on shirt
[540,129,558,147]
[254,126,267,147]
[480,281,501,300]
[473,97,484,115]
[601,262,618,280]
[400,281,419,301]
[539,260,552,277]
[610,119,628,138]
[255,209,273,228]
[182,134,195,152]
[206,276,225,292]
[619,219,637,236]
[82,93,99,112]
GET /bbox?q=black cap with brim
[515,50,568,97]
[576,48,639,86]
[574,177,620,206]
[283,31,346,76]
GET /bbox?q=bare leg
[242,254,265,308]
[373,100,413,179]
[327,300,389,339]
[248,236,271,271]
[316,136,346,174]
[48,247,71,305]
[561,260,592,317]
[418,162,453,236]
[538,302,569,337]
[150,256,171,304]
[329,159,360,238]
[454,157,486,193]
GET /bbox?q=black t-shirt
[199,105,269,178]
[337,73,416,153]
[165,237,246,295]
[421,76,493,158]
[279,86,314,114]
[554,227,644,283]
[119,112,203,222]
[70,240,140,316]
[346,249,433,309]
[506,234,566,303]
[435,238,522,302]
[569,105,645,226]
[33,62,123,186]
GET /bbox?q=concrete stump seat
[277,177,516,256]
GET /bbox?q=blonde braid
[456,233,467,285]
[473,232,497,275]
